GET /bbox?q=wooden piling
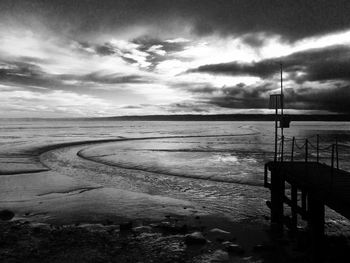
[270,167,285,234]
[307,193,325,262]
[291,185,298,233]
[301,189,307,220]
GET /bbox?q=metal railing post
[336,138,339,169]
[305,139,308,163]
[316,135,319,163]
[291,136,295,162]
[281,135,284,162]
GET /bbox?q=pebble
[208,228,231,241]
[133,226,152,233]
[209,228,230,235]
[210,249,229,262]
[185,231,207,245]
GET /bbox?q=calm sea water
[2,119,350,223]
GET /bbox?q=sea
[1,119,350,227]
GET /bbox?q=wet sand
[1,137,350,262]
[0,139,276,262]
[0,169,279,263]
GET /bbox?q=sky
[0,0,350,117]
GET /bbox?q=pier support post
[307,193,325,262]
[291,185,298,233]
[270,167,285,234]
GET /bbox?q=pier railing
[272,134,350,185]
[275,134,349,167]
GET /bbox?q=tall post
[336,137,339,169]
[280,63,284,146]
[274,96,278,162]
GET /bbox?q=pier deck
[265,161,350,220]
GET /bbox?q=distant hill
[5,114,350,121]
[98,114,350,122]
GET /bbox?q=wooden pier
[264,136,350,261]
[264,67,350,260]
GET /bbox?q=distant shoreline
[2,114,350,122]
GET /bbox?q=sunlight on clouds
[155,37,260,78]
[147,45,166,56]
[176,37,258,65]
[156,59,188,75]
[0,30,49,60]
[181,73,260,88]
[110,39,151,68]
[0,30,143,76]
[0,87,113,117]
[165,38,190,43]
[48,42,141,75]
[260,29,350,59]
[292,29,350,53]
[256,36,292,59]
[132,83,188,104]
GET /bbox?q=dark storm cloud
[189,86,218,94]
[1,0,350,41]
[119,105,143,109]
[0,61,56,89]
[188,61,276,79]
[0,60,152,90]
[188,0,350,41]
[198,83,273,109]
[188,45,350,83]
[162,102,211,113]
[172,80,274,109]
[171,81,219,94]
[61,72,152,84]
[284,85,350,113]
[180,81,350,113]
[94,44,115,56]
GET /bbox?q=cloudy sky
[1,0,350,117]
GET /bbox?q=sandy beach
[1,121,350,262]
[0,134,278,262]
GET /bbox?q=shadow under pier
[265,161,350,262]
